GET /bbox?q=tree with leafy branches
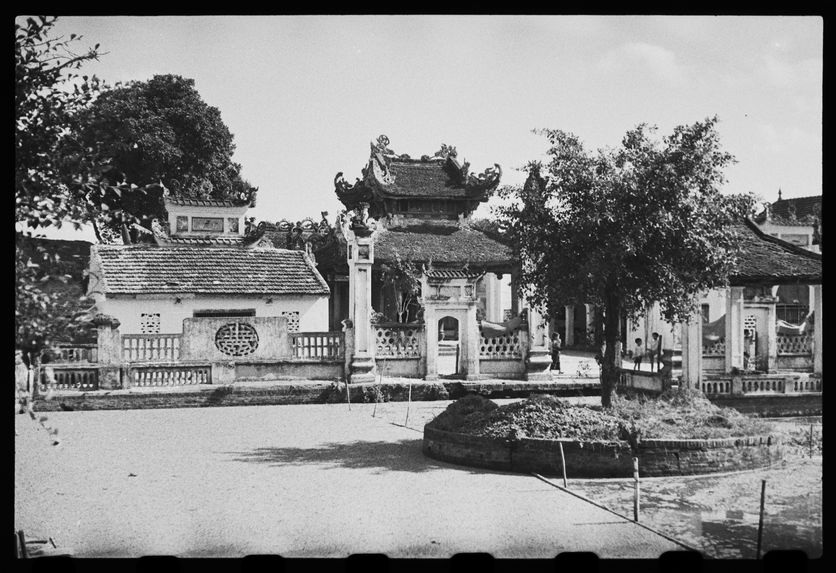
[15,16,105,360]
[379,253,425,323]
[68,73,257,207]
[496,117,748,407]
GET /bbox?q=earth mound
[426,389,771,442]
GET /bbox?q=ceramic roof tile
[93,245,330,296]
[729,220,822,285]
[374,222,515,269]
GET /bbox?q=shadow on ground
[226,437,500,475]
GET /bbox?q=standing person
[549,332,562,372]
[632,338,644,371]
[649,332,663,372]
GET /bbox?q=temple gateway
[334,135,551,382]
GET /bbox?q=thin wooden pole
[558,441,568,488]
[632,457,640,522]
[345,379,351,411]
[809,424,814,457]
[404,382,412,426]
[756,479,767,559]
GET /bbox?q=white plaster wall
[165,203,248,237]
[98,294,329,335]
[756,221,819,253]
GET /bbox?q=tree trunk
[600,293,622,408]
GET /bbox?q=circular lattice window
[215,323,259,357]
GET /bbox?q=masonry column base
[98,366,122,390]
[525,349,553,382]
[349,355,376,384]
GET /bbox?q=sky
[31,15,823,241]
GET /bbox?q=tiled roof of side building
[373,222,516,269]
[729,219,822,285]
[92,245,330,296]
[770,195,821,218]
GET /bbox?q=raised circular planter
[423,425,783,478]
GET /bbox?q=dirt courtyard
[15,399,683,558]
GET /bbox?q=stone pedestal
[349,354,376,383]
[98,366,122,390]
[525,348,553,381]
[211,362,236,385]
[93,314,124,389]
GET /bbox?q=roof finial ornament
[433,143,457,160]
[778,188,782,201]
[371,134,394,156]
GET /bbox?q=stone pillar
[725,286,745,373]
[584,303,595,345]
[486,273,503,321]
[564,305,575,347]
[463,303,480,381]
[813,284,822,375]
[93,314,123,390]
[510,275,519,315]
[680,313,703,390]
[424,303,439,380]
[348,233,376,383]
[765,298,778,373]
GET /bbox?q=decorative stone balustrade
[777,334,812,355]
[479,332,522,359]
[129,365,210,387]
[290,331,345,360]
[122,334,182,362]
[54,344,98,363]
[39,366,100,392]
[375,324,422,358]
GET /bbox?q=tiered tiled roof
[334,135,501,218]
[381,160,474,198]
[729,219,822,285]
[373,222,515,270]
[92,245,330,296]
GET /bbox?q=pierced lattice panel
[375,326,421,357]
[281,311,300,333]
[140,313,161,334]
[479,333,522,359]
[215,323,259,357]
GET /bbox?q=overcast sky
[35,15,822,241]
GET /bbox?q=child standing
[549,332,562,372]
[633,338,644,371]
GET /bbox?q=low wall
[618,370,668,394]
[776,354,813,371]
[375,357,423,378]
[423,426,782,478]
[234,360,344,381]
[31,380,451,411]
[709,393,822,417]
[702,355,725,372]
[478,359,526,379]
